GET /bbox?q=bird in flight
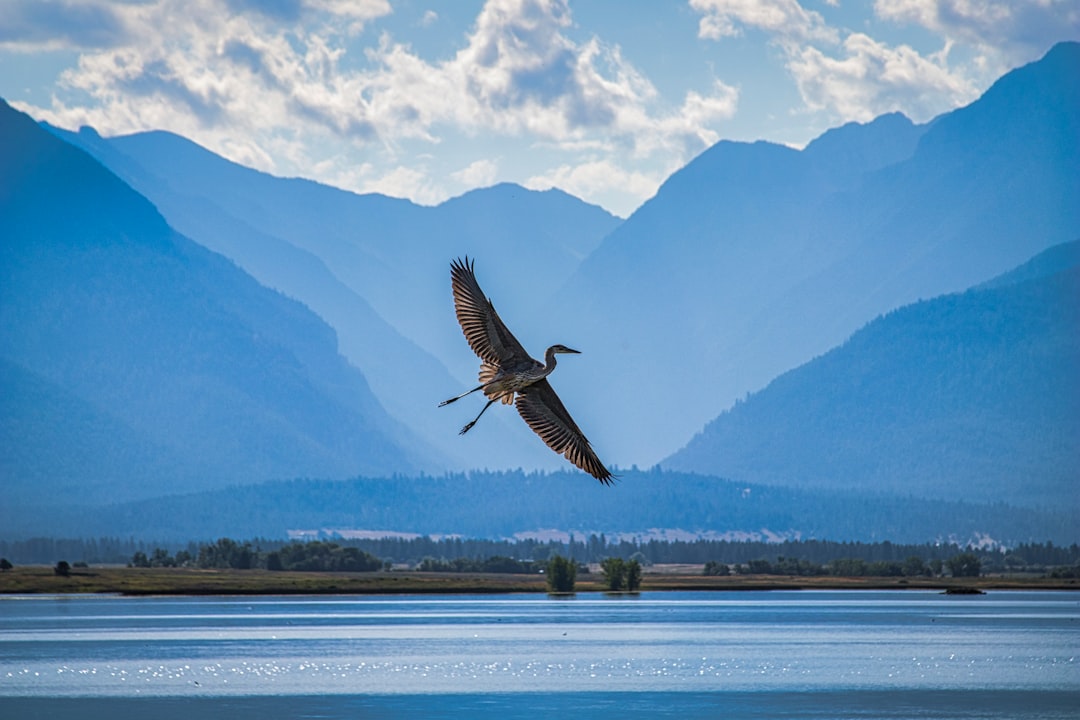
[439,257,614,484]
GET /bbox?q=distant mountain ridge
[41,45,1079,478]
[539,42,1080,467]
[665,240,1080,509]
[46,125,622,471]
[4,43,1077,537]
[0,99,434,507]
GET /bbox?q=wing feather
[515,380,613,484]
[450,257,529,365]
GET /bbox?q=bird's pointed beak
[564,347,581,354]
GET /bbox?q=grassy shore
[1,565,1075,596]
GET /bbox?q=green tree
[266,551,284,571]
[828,558,867,576]
[601,557,626,590]
[745,559,773,574]
[902,555,928,577]
[54,560,70,577]
[198,538,255,569]
[867,560,903,577]
[334,546,380,572]
[625,559,642,591]
[703,560,730,576]
[546,555,576,593]
[947,552,982,578]
[481,556,534,574]
[130,551,150,568]
[0,558,13,571]
[151,547,175,568]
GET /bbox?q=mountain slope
[0,99,434,505]
[47,126,621,472]
[665,241,1080,509]
[0,357,215,505]
[57,129,620,372]
[545,42,1080,467]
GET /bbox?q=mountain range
[548,41,1080,466]
[1,42,1077,541]
[0,98,433,508]
[44,43,1080,477]
[666,241,1080,508]
[42,126,622,470]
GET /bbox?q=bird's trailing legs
[438,383,486,407]
[459,398,496,435]
[439,382,501,434]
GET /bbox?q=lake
[1,590,1077,718]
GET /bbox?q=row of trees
[703,552,983,578]
[6,535,1079,578]
[415,556,540,574]
[131,539,380,572]
[12,535,1078,567]
[543,556,643,593]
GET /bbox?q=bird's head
[550,344,580,355]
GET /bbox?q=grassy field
[1,565,1075,595]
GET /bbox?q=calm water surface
[1,590,1077,718]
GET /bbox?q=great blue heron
[439,257,614,484]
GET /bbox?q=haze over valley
[2,43,1077,545]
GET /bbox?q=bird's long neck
[541,346,560,377]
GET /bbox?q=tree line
[415,556,540,574]
[3,536,1078,577]
[704,552,984,578]
[130,538,380,572]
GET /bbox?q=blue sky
[1,0,1076,216]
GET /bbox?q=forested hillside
[667,243,1080,507]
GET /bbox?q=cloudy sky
[2,1,1077,217]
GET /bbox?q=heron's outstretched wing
[450,257,530,365]
[516,380,613,485]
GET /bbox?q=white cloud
[690,0,989,126]
[690,0,838,43]
[432,1,671,146]
[788,32,977,122]
[452,158,500,186]
[359,164,446,205]
[21,0,394,141]
[0,0,128,52]
[11,0,740,215]
[31,0,727,159]
[675,79,740,141]
[526,159,666,218]
[875,0,1080,61]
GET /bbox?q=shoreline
[1,566,1075,596]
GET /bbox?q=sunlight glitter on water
[2,591,1078,698]
[4,648,1077,697]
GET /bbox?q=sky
[1,1,1077,217]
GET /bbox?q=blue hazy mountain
[16,41,1077,517]
[46,126,621,471]
[546,42,1080,467]
[0,99,436,508]
[665,241,1080,509]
